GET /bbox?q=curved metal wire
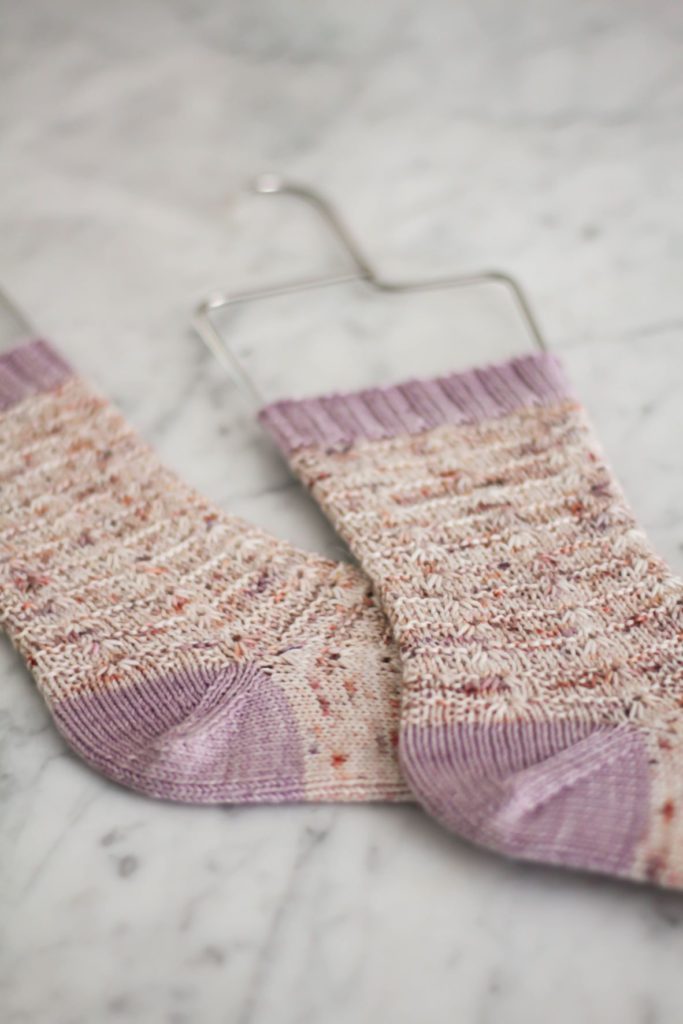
[193,174,547,406]
[252,174,546,352]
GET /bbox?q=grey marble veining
[1,2,682,1022]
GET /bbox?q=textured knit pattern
[261,353,683,888]
[0,340,410,804]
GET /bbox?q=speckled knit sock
[261,352,683,887]
[0,339,411,804]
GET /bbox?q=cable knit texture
[0,340,410,804]
[260,353,683,888]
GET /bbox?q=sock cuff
[0,339,75,411]
[259,352,575,454]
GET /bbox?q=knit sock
[260,352,683,887]
[0,339,411,804]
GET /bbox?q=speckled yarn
[0,340,410,804]
[261,352,683,887]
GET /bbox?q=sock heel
[401,720,650,875]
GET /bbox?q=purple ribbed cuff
[0,339,74,411]
[259,352,575,454]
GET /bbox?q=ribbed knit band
[0,339,74,411]
[259,352,575,454]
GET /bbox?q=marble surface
[1,1,683,1021]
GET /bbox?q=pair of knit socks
[2,339,682,888]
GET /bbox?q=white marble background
[1,1,683,1022]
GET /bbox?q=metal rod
[193,176,548,406]
[252,173,377,281]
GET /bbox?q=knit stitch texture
[261,353,683,887]
[0,340,410,804]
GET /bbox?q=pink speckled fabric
[0,340,411,804]
[261,354,683,888]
